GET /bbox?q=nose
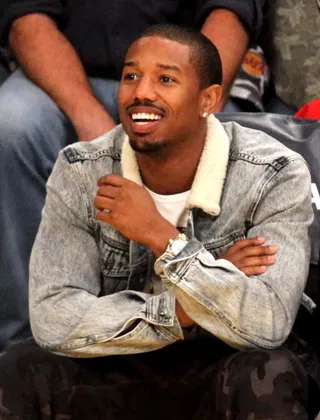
[133,76,157,102]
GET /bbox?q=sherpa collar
[121,114,230,216]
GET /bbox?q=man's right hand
[219,237,278,276]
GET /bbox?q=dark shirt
[0,0,264,80]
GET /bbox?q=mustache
[126,99,165,113]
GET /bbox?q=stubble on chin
[129,137,167,154]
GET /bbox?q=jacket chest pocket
[99,237,130,295]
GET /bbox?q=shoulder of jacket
[222,121,304,166]
[62,124,126,164]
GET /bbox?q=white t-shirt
[145,187,190,228]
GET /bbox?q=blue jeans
[0,69,120,350]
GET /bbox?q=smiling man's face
[118,36,206,154]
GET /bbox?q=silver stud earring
[202,112,208,118]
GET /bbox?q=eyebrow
[156,63,182,74]
[123,61,182,74]
[124,61,136,67]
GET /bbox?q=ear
[200,84,222,117]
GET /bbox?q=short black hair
[139,24,222,88]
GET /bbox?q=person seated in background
[0,0,265,350]
[0,25,315,419]
[262,0,320,115]
[227,0,320,116]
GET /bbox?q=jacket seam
[247,156,304,224]
[98,230,130,252]
[63,147,121,164]
[70,161,94,229]
[204,229,246,250]
[229,153,300,169]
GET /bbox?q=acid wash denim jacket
[29,115,313,357]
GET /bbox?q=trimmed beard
[129,137,169,154]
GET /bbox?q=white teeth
[131,113,162,121]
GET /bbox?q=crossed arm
[29,153,311,356]
[95,175,278,328]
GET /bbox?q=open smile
[128,108,165,134]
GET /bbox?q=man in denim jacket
[0,25,314,419]
[0,0,265,352]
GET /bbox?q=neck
[137,125,207,195]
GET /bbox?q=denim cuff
[155,237,204,286]
[141,291,183,339]
[142,291,176,326]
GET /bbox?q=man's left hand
[94,175,179,254]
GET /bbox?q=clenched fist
[94,174,179,255]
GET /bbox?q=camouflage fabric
[263,0,320,109]
[0,338,309,419]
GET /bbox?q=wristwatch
[155,233,189,276]
[166,233,189,257]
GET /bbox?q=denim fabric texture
[0,69,120,350]
[29,115,313,357]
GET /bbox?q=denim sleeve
[196,0,265,42]
[29,151,183,357]
[0,0,66,43]
[156,158,313,350]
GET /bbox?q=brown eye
[124,73,138,81]
[160,75,174,83]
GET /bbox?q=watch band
[167,233,188,257]
[154,233,188,275]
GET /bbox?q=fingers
[224,237,277,259]
[94,196,114,212]
[96,210,112,224]
[227,237,266,254]
[241,266,267,276]
[237,254,276,268]
[97,174,127,187]
[95,180,122,212]
[219,237,279,277]
[97,185,118,198]
[240,244,278,258]
[238,237,266,247]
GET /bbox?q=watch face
[172,238,188,256]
